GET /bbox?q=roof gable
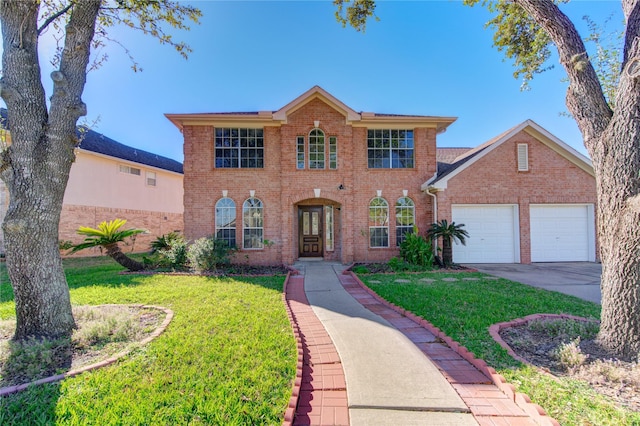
[272,85,360,123]
[423,120,593,191]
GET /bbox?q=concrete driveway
[465,262,602,304]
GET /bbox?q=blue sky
[33,1,623,161]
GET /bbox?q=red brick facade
[171,87,597,265]
[431,125,597,263]
[174,87,451,265]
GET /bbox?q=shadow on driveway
[465,262,602,305]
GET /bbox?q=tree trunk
[104,243,145,272]
[442,238,453,266]
[591,85,640,359]
[514,0,640,358]
[0,1,101,340]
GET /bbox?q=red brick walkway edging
[344,271,561,426]
[282,272,349,426]
[0,305,174,397]
[489,313,599,366]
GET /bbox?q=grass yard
[358,271,640,426]
[0,257,296,425]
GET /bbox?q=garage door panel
[530,205,592,262]
[452,205,518,263]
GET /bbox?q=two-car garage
[451,204,596,264]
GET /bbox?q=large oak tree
[0,1,199,341]
[336,0,640,358]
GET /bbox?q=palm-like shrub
[427,220,469,266]
[70,219,146,271]
[146,232,188,270]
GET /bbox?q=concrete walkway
[466,263,602,304]
[290,261,545,426]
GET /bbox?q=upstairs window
[367,129,414,169]
[395,197,415,246]
[146,171,157,186]
[297,136,305,169]
[309,128,325,169]
[215,128,264,168]
[369,197,389,248]
[243,197,264,249]
[329,136,338,169]
[119,165,141,176]
[215,197,237,247]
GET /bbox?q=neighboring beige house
[0,109,184,256]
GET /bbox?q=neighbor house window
[146,171,157,186]
[215,128,264,168]
[367,129,414,168]
[517,143,529,171]
[243,197,263,249]
[395,197,415,246]
[309,128,325,169]
[329,136,337,169]
[119,165,141,175]
[297,136,305,169]
[325,205,334,251]
[215,197,236,247]
[369,197,389,247]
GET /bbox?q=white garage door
[451,205,519,263]
[530,204,595,262]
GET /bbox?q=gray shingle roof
[0,108,183,174]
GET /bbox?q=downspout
[425,188,438,258]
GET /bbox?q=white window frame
[395,197,415,246]
[215,197,237,248]
[146,171,157,186]
[242,197,264,249]
[119,165,141,176]
[369,197,389,248]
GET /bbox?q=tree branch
[514,0,613,148]
[37,2,74,36]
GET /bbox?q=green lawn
[0,257,296,425]
[358,271,640,426]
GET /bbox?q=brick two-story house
[167,86,596,265]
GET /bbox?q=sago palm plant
[427,220,469,266]
[70,219,146,271]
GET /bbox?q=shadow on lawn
[0,336,70,424]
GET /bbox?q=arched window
[243,197,264,249]
[309,128,325,169]
[369,197,389,248]
[215,197,236,247]
[395,197,415,246]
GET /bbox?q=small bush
[351,265,370,274]
[187,237,236,273]
[528,318,599,340]
[554,338,588,371]
[399,232,434,268]
[144,233,188,270]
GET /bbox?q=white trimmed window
[243,197,264,249]
[119,165,141,176]
[369,197,389,247]
[367,130,414,168]
[517,143,529,171]
[395,197,415,246]
[215,198,237,248]
[329,136,337,169]
[325,205,334,251]
[309,128,325,169]
[215,128,264,168]
[146,171,157,186]
[297,136,305,169]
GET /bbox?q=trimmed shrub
[187,237,235,273]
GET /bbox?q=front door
[299,206,323,257]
